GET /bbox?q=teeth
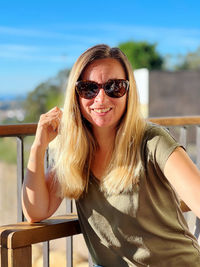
[93,108,111,113]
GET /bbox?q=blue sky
[1,0,200,97]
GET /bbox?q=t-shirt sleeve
[145,125,182,172]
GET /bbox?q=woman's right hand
[33,107,63,150]
[23,107,63,222]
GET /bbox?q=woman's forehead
[81,58,126,80]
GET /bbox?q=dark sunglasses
[75,79,129,99]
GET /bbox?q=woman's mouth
[92,107,112,113]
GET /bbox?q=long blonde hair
[51,44,146,199]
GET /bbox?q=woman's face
[78,58,127,132]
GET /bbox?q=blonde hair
[51,44,146,199]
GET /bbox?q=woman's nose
[94,88,107,102]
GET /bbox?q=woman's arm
[22,107,63,222]
[164,147,200,218]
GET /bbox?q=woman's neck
[91,127,116,179]
[93,126,115,151]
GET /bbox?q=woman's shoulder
[141,122,181,171]
[142,121,181,153]
[143,122,171,141]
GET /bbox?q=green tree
[175,46,200,70]
[24,69,70,122]
[118,41,163,70]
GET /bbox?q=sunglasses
[75,79,129,99]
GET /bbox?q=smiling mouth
[92,107,112,113]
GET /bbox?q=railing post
[8,246,32,267]
[179,126,187,149]
[43,242,50,267]
[194,126,200,239]
[16,136,25,222]
[66,199,73,267]
[43,148,50,267]
[196,126,200,169]
[1,245,32,267]
[0,246,8,267]
[179,126,188,221]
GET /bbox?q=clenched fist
[33,107,63,151]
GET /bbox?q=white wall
[134,68,149,117]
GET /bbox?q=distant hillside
[0,93,26,101]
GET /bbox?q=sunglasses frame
[75,79,129,99]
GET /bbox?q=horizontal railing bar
[0,117,200,137]
[149,116,200,126]
[0,123,37,137]
[0,215,81,249]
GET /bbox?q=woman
[22,44,200,266]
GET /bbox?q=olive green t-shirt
[76,124,200,266]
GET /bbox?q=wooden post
[8,246,31,267]
[0,215,81,267]
[0,246,8,267]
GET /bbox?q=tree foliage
[175,46,200,70]
[24,69,70,122]
[118,41,163,70]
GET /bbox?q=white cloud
[0,44,38,52]
[0,25,102,43]
[0,50,74,63]
[0,43,78,64]
[1,23,200,64]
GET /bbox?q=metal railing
[0,116,200,267]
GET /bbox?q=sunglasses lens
[76,79,129,99]
[105,80,128,98]
[76,81,99,99]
